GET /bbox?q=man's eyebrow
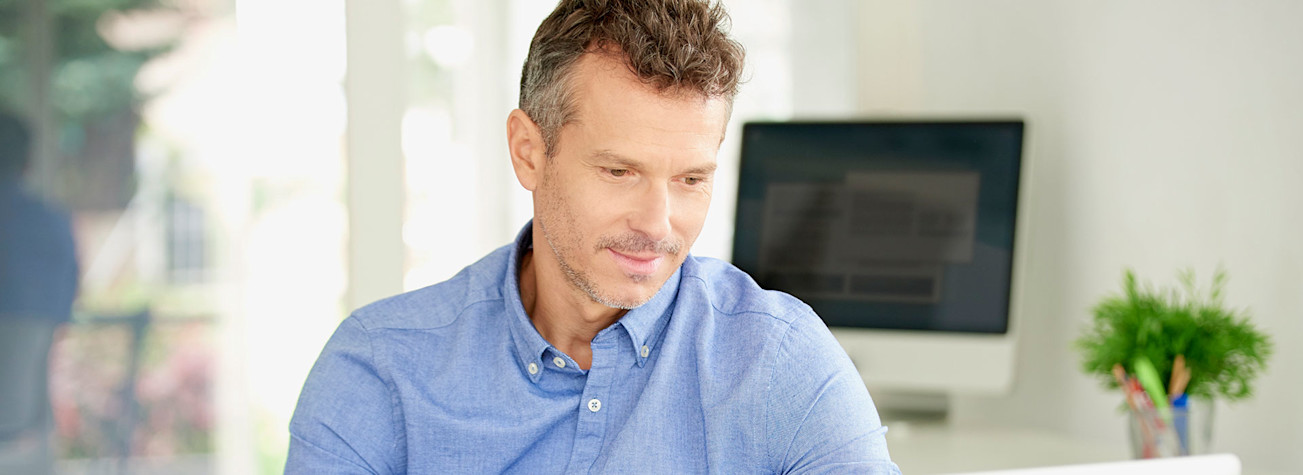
[681,163,718,176]
[589,150,642,168]
[590,150,718,176]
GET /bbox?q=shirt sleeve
[766,308,902,475]
[287,316,405,474]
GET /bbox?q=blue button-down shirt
[287,223,900,474]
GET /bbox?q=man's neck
[518,250,627,370]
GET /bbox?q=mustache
[594,233,682,256]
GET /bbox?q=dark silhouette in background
[0,111,79,474]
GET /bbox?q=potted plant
[1074,268,1272,457]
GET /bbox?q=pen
[1168,355,1192,454]
[1171,393,1190,455]
[1169,361,1191,402]
[1168,354,1186,400]
[1113,364,1158,457]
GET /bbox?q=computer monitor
[731,120,1026,396]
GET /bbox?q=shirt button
[640,345,650,358]
[553,356,566,368]
[527,362,539,375]
[587,398,602,412]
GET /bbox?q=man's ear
[507,109,545,191]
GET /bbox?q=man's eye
[608,169,628,177]
[683,177,703,185]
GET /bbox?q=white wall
[854,1,1301,472]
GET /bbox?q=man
[288,0,900,473]
[0,111,78,474]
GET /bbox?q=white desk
[885,421,1287,475]
[886,421,1124,474]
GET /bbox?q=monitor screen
[732,120,1024,334]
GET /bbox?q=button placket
[563,334,618,473]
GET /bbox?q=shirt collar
[503,221,681,380]
[618,261,679,368]
[504,222,553,383]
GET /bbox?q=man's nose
[628,181,672,243]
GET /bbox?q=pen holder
[1126,398,1213,458]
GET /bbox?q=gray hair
[519,0,745,156]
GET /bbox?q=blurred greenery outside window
[1,0,220,464]
[3,0,348,472]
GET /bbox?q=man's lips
[607,249,664,276]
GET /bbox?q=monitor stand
[873,390,950,426]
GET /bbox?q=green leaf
[1074,267,1273,403]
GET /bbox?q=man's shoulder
[351,245,510,331]
[678,255,813,325]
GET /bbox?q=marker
[1132,355,1171,425]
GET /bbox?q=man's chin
[587,293,643,310]
[589,280,662,310]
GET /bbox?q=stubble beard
[536,167,684,310]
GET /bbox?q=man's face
[533,53,729,309]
